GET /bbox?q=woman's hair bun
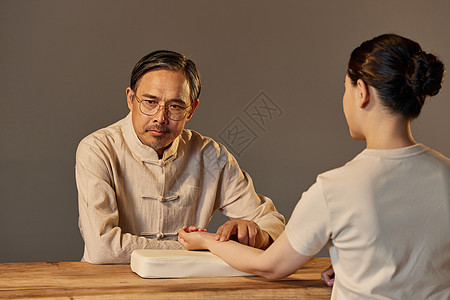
[406,52,445,97]
[348,34,446,118]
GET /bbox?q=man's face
[126,69,198,156]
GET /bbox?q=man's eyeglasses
[133,94,192,121]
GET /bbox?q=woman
[178,34,449,299]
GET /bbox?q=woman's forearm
[178,229,312,280]
[207,238,274,277]
[206,232,313,280]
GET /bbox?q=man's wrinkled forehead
[135,70,191,103]
[135,69,191,95]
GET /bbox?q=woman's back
[320,144,449,299]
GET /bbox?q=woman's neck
[364,114,416,150]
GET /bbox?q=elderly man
[76,50,285,264]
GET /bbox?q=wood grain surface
[0,257,332,299]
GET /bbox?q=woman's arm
[178,228,312,280]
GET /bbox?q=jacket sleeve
[75,138,182,264]
[216,146,285,241]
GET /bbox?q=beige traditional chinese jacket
[76,113,285,263]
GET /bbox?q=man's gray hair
[130,50,201,104]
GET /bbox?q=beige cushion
[131,249,253,278]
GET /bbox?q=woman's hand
[178,226,216,250]
[321,265,335,286]
[182,225,207,233]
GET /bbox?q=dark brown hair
[347,34,445,118]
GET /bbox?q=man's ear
[186,99,199,120]
[356,79,370,109]
[126,87,134,111]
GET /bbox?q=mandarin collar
[123,112,180,163]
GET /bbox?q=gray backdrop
[1,0,449,262]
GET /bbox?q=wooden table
[0,257,331,299]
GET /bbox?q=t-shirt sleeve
[285,179,331,256]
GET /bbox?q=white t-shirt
[285,144,450,299]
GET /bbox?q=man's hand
[321,265,335,287]
[215,219,271,249]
